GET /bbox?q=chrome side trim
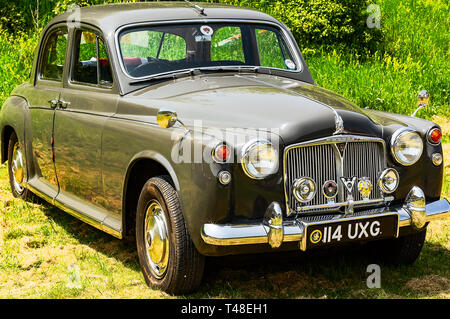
[24,182,123,239]
[201,198,450,246]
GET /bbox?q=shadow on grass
[34,197,141,273]
[35,197,449,298]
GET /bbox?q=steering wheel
[130,58,172,77]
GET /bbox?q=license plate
[300,213,399,251]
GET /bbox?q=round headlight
[391,128,423,166]
[241,140,279,179]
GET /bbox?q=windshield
[118,23,299,78]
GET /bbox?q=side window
[41,29,68,81]
[158,33,186,61]
[120,31,186,73]
[211,27,245,63]
[73,30,113,87]
[256,29,291,70]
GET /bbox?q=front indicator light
[428,128,442,145]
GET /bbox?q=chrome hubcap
[144,200,170,279]
[11,142,24,194]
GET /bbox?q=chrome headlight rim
[390,127,424,166]
[293,177,317,203]
[378,168,400,194]
[240,139,279,180]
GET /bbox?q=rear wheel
[369,227,427,265]
[7,132,32,200]
[136,176,205,294]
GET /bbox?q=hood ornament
[334,112,345,135]
[340,176,357,214]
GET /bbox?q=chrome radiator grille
[343,142,384,202]
[284,136,386,215]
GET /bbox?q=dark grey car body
[1,2,448,258]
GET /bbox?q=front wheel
[136,176,205,294]
[369,227,427,265]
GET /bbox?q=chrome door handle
[49,99,59,109]
[59,100,71,109]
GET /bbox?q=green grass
[0,118,449,298]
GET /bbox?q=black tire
[136,176,205,294]
[369,227,427,265]
[7,131,33,200]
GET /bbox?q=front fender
[1,95,30,165]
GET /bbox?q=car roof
[48,2,280,34]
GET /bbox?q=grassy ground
[0,117,448,299]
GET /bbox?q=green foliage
[305,0,449,117]
[209,0,383,53]
[0,0,448,118]
[0,31,38,106]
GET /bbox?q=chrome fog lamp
[391,128,423,166]
[241,140,278,179]
[405,186,426,230]
[293,177,316,203]
[378,168,400,194]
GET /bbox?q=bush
[209,0,383,53]
[0,30,38,105]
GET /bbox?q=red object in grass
[429,128,442,144]
[215,145,231,162]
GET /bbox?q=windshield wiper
[129,66,263,85]
[199,66,262,73]
[129,68,201,85]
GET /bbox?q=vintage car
[1,2,449,294]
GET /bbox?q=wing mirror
[157,108,178,128]
[411,90,430,117]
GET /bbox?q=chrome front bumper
[201,197,450,250]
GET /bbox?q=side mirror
[417,90,430,107]
[411,90,430,117]
[157,108,178,128]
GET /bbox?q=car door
[52,27,120,227]
[27,26,68,198]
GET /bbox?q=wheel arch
[1,125,15,163]
[1,95,31,164]
[122,151,181,237]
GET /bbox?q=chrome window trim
[68,27,115,90]
[37,26,69,84]
[283,135,387,216]
[390,127,423,166]
[114,19,304,81]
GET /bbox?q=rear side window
[41,29,68,81]
[72,30,113,87]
